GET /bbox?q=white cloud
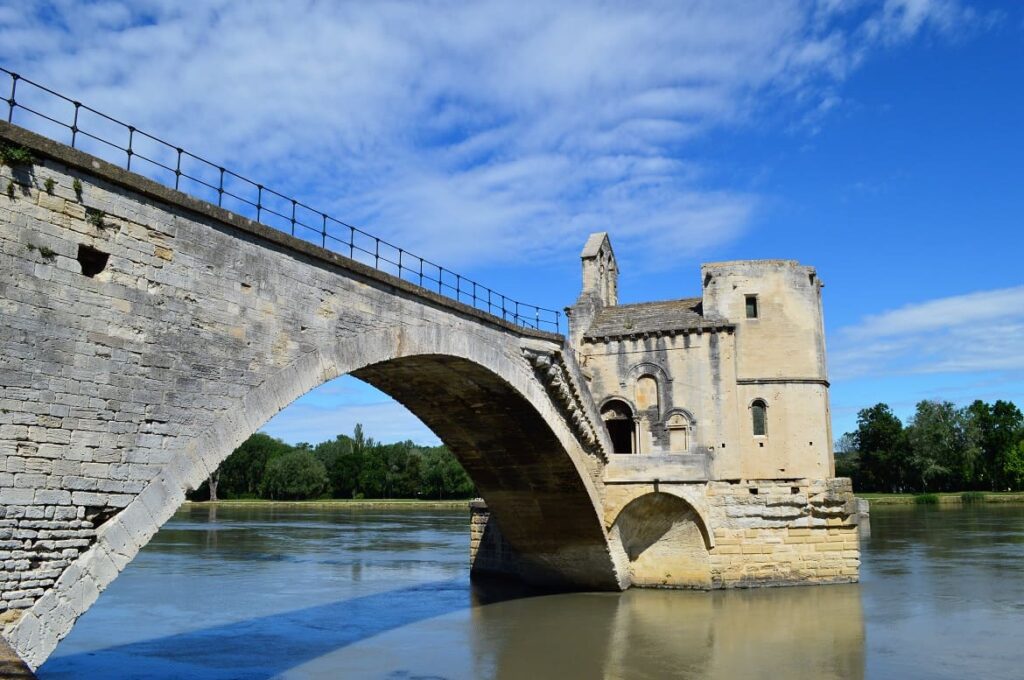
[0,0,989,272]
[831,285,1024,379]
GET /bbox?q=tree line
[189,424,475,501]
[835,400,1024,493]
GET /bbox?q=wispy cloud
[0,0,992,273]
[831,285,1024,379]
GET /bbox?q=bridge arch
[7,326,623,667]
[0,120,630,669]
[609,492,712,589]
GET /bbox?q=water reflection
[467,585,863,680]
[37,504,1024,679]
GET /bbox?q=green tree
[966,400,1024,490]
[1004,439,1024,490]
[189,432,294,500]
[853,403,910,492]
[259,450,329,500]
[313,435,362,498]
[219,432,294,497]
[905,400,978,492]
[421,446,475,499]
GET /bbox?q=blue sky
[2,0,1021,445]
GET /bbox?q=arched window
[665,411,693,453]
[601,399,636,454]
[635,375,659,414]
[751,399,768,437]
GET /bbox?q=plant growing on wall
[87,209,105,229]
[0,143,34,166]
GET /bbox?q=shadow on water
[38,577,867,680]
[40,580,472,679]
[38,574,558,680]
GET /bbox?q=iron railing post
[126,126,134,171]
[71,102,80,147]
[6,72,16,123]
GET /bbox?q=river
[35,503,1024,679]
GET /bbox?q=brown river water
[35,503,1024,679]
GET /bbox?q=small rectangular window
[745,295,758,319]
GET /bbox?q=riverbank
[860,491,1024,506]
[182,498,472,510]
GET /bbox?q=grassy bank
[182,498,473,510]
[860,491,1024,506]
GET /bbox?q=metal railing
[1,67,561,333]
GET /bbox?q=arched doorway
[601,399,636,454]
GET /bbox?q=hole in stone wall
[749,487,758,495]
[758,442,764,448]
[84,506,118,528]
[77,244,109,277]
[791,487,800,494]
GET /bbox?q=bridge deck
[0,120,563,345]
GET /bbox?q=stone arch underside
[6,326,623,668]
[611,492,711,589]
[610,493,708,589]
[351,355,622,590]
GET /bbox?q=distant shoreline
[861,491,1024,506]
[181,498,473,510]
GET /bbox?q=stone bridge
[0,113,862,672]
[0,121,637,668]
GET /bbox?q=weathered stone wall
[0,121,621,668]
[469,501,528,580]
[706,478,860,587]
[601,477,859,589]
[569,240,834,483]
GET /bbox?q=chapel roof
[583,297,729,340]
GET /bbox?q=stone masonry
[0,121,622,669]
[0,118,859,670]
